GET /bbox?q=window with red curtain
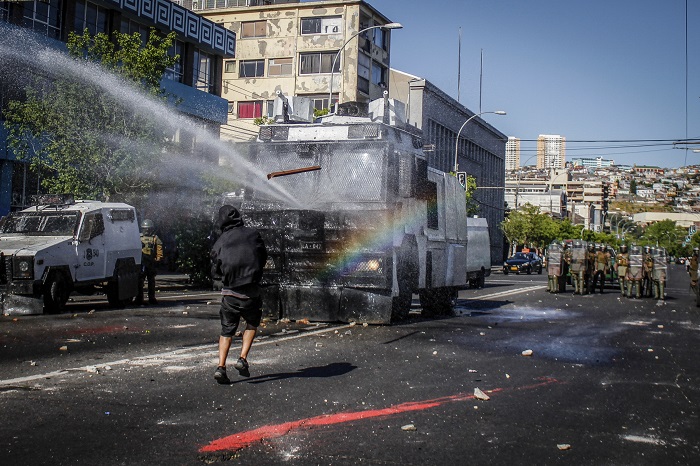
[238,101,263,119]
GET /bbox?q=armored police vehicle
[223,95,491,324]
[0,195,141,315]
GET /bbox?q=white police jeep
[0,195,142,315]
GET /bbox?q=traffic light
[457,171,467,189]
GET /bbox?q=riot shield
[570,241,587,273]
[652,250,668,281]
[547,244,563,276]
[627,246,643,280]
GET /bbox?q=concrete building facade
[505,136,520,171]
[195,0,396,141]
[536,134,565,169]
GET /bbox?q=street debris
[297,318,310,324]
[59,346,68,351]
[474,388,490,401]
[401,424,417,431]
[557,444,571,450]
[521,349,534,356]
[349,322,357,327]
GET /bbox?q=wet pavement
[0,265,698,465]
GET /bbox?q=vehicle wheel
[537,266,543,274]
[477,270,486,288]
[391,242,417,321]
[106,280,134,308]
[526,267,532,275]
[44,271,70,314]
[503,269,509,275]
[419,287,455,317]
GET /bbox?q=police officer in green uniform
[137,219,163,305]
[642,245,654,298]
[570,240,587,295]
[615,244,629,297]
[688,248,698,295]
[627,244,644,299]
[651,247,668,300]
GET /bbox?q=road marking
[0,324,350,388]
[466,285,545,301]
[199,377,561,454]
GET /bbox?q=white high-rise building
[505,137,520,171]
[537,134,566,169]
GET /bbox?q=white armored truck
[0,195,142,315]
[225,95,491,323]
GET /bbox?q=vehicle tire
[391,241,417,321]
[477,270,486,288]
[537,265,543,274]
[503,269,509,275]
[696,288,700,308]
[526,267,532,275]
[419,287,455,317]
[107,260,138,308]
[44,271,70,314]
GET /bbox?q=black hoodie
[211,205,268,289]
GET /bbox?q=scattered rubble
[473,388,490,401]
[521,349,534,356]
[401,424,417,431]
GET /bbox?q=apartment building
[505,136,520,171]
[0,0,235,215]
[536,134,566,169]
[193,0,396,141]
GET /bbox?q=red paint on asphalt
[199,377,560,453]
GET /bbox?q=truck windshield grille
[252,143,387,206]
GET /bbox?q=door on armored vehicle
[74,211,107,282]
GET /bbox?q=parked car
[503,252,543,275]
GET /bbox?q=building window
[239,59,265,78]
[228,102,234,114]
[373,27,388,50]
[357,53,370,94]
[164,40,184,83]
[22,0,62,40]
[224,60,236,73]
[241,20,266,38]
[299,51,340,75]
[74,0,108,35]
[371,62,386,87]
[193,49,213,93]
[268,57,292,76]
[301,16,342,35]
[238,101,263,119]
[302,95,337,112]
[120,19,150,46]
[266,100,275,118]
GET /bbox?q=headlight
[13,256,34,279]
[351,258,384,274]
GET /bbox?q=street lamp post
[453,110,506,173]
[328,22,403,112]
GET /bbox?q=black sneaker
[214,366,230,384]
[233,357,250,377]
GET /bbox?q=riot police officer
[651,247,668,300]
[585,243,596,294]
[570,240,588,295]
[688,248,698,295]
[627,244,644,299]
[615,244,629,297]
[137,219,163,305]
[547,241,564,293]
[642,245,654,297]
[591,243,607,294]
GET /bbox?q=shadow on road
[234,362,357,385]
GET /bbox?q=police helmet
[620,244,628,253]
[140,219,154,235]
[587,242,594,250]
[644,245,651,253]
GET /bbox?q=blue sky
[368,0,700,168]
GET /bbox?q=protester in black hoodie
[210,205,268,384]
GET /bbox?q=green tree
[5,28,178,201]
[642,219,682,253]
[630,179,637,195]
[500,204,557,254]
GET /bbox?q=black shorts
[219,295,263,337]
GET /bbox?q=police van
[0,195,142,315]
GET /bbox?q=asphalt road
[1,266,698,465]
